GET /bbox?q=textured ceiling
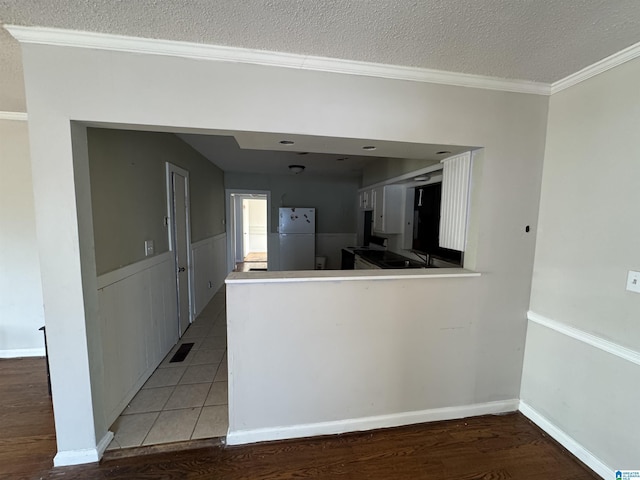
[2,1,640,112]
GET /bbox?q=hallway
[106,286,228,450]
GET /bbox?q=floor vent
[170,343,194,363]
[249,268,268,271]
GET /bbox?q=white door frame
[166,162,194,332]
[225,189,271,272]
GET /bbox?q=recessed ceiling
[177,132,470,178]
[2,1,640,111]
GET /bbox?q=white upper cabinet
[372,185,403,234]
[358,189,372,210]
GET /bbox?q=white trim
[225,189,272,273]
[96,431,114,460]
[53,431,114,467]
[8,26,640,97]
[527,311,640,367]
[226,268,479,284]
[551,39,640,94]
[0,111,28,121]
[4,25,550,96]
[227,399,519,446]
[96,251,172,289]
[519,401,612,479]
[0,347,45,358]
[191,231,226,250]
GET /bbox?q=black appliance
[362,210,373,246]
[341,248,355,269]
[413,183,462,266]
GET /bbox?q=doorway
[226,190,271,272]
[166,163,193,337]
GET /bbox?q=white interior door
[167,164,192,337]
[234,196,244,263]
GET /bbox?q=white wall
[0,119,45,357]
[226,273,519,443]
[18,41,547,462]
[522,57,640,473]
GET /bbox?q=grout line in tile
[140,409,161,447]
[189,407,204,441]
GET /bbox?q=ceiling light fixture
[288,164,305,174]
[436,150,452,155]
[362,145,376,151]
[414,175,431,182]
[279,140,295,145]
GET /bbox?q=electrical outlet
[144,240,154,257]
[626,270,640,293]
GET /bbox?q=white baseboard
[97,430,115,459]
[53,431,114,466]
[0,347,46,358]
[227,399,519,446]
[519,401,612,479]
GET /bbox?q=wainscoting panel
[521,312,639,474]
[191,233,228,316]
[97,252,178,427]
[315,233,357,270]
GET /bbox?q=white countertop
[226,268,480,284]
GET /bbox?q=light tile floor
[106,287,228,450]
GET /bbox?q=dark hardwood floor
[1,358,598,480]
[0,357,56,479]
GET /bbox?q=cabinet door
[372,187,383,231]
[373,185,403,234]
[358,190,371,210]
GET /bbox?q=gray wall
[225,172,359,234]
[522,57,640,468]
[88,129,225,275]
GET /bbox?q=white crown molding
[0,111,28,121]
[527,311,640,367]
[551,39,640,94]
[4,25,550,96]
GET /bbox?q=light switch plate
[145,240,154,257]
[626,270,640,293]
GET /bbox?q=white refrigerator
[278,208,315,270]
